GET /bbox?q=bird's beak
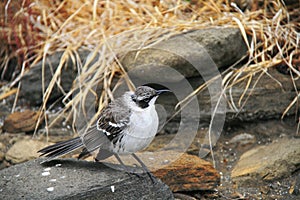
[156,89,170,95]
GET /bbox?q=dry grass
[1,0,299,134]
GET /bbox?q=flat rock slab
[231,137,300,186]
[0,158,173,200]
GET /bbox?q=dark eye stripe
[143,97,151,103]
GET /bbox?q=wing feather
[81,98,131,152]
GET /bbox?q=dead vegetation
[0,0,299,133]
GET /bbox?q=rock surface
[0,158,173,200]
[17,28,298,126]
[231,137,300,186]
[158,68,300,133]
[20,52,74,105]
[122,27,247,82]
[3,110,44,133]
[19,28,247,105]
[102,151,220,192]
[5,140,49,164]
[19,50,92,105]
[153,153,220,192]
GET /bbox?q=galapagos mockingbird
[38,86,169,181]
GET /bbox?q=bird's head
[130,86,170,109]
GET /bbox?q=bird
[38,85,169,182]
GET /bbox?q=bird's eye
[131,95,137,102]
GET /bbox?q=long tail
[38,137,83,162]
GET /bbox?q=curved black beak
[156,89,170,95]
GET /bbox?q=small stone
[0,142,5,150]
[0,152,5,162]
[46,187,54,192]
[111,185,115,193]
[43,167,51,171]
[5,139,49,164]
[3,110,45,133]
[0,142,5,161]
[228,133,256,145]
[41,172,50,176]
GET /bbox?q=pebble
[46,187,54,192]
[42,172,50,176]
[111,185,115,193]
[43,167,51,171]
[228,133,255,145]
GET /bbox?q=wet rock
[0,158,173,200]
[3,110,44,133]
[231,137,300,186]
[122,27,247,82]
[5,139,49,164]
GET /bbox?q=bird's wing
[81,100,131,153]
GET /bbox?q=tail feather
[38,137,83,162]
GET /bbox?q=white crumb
[47,187,54,192]
[43,167,51,171]
[111,185,115,193]
[49,179,57,182]
[42,172,50,176]
[55,164,62,167]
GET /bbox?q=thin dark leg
[114,154,141,178]
[131,153,156,183]
[114,154,126,166]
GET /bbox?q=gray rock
[19,50,97,105]
[185,28,247,69]
[231,137,300,186]
[122,27,247,82]
[0,158,173,200]
[20,52,74,105]
[159,68,300,134]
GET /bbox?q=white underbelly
[112,106,159,154]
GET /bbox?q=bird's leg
[114,154,141,178]
[131,153,157,184]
